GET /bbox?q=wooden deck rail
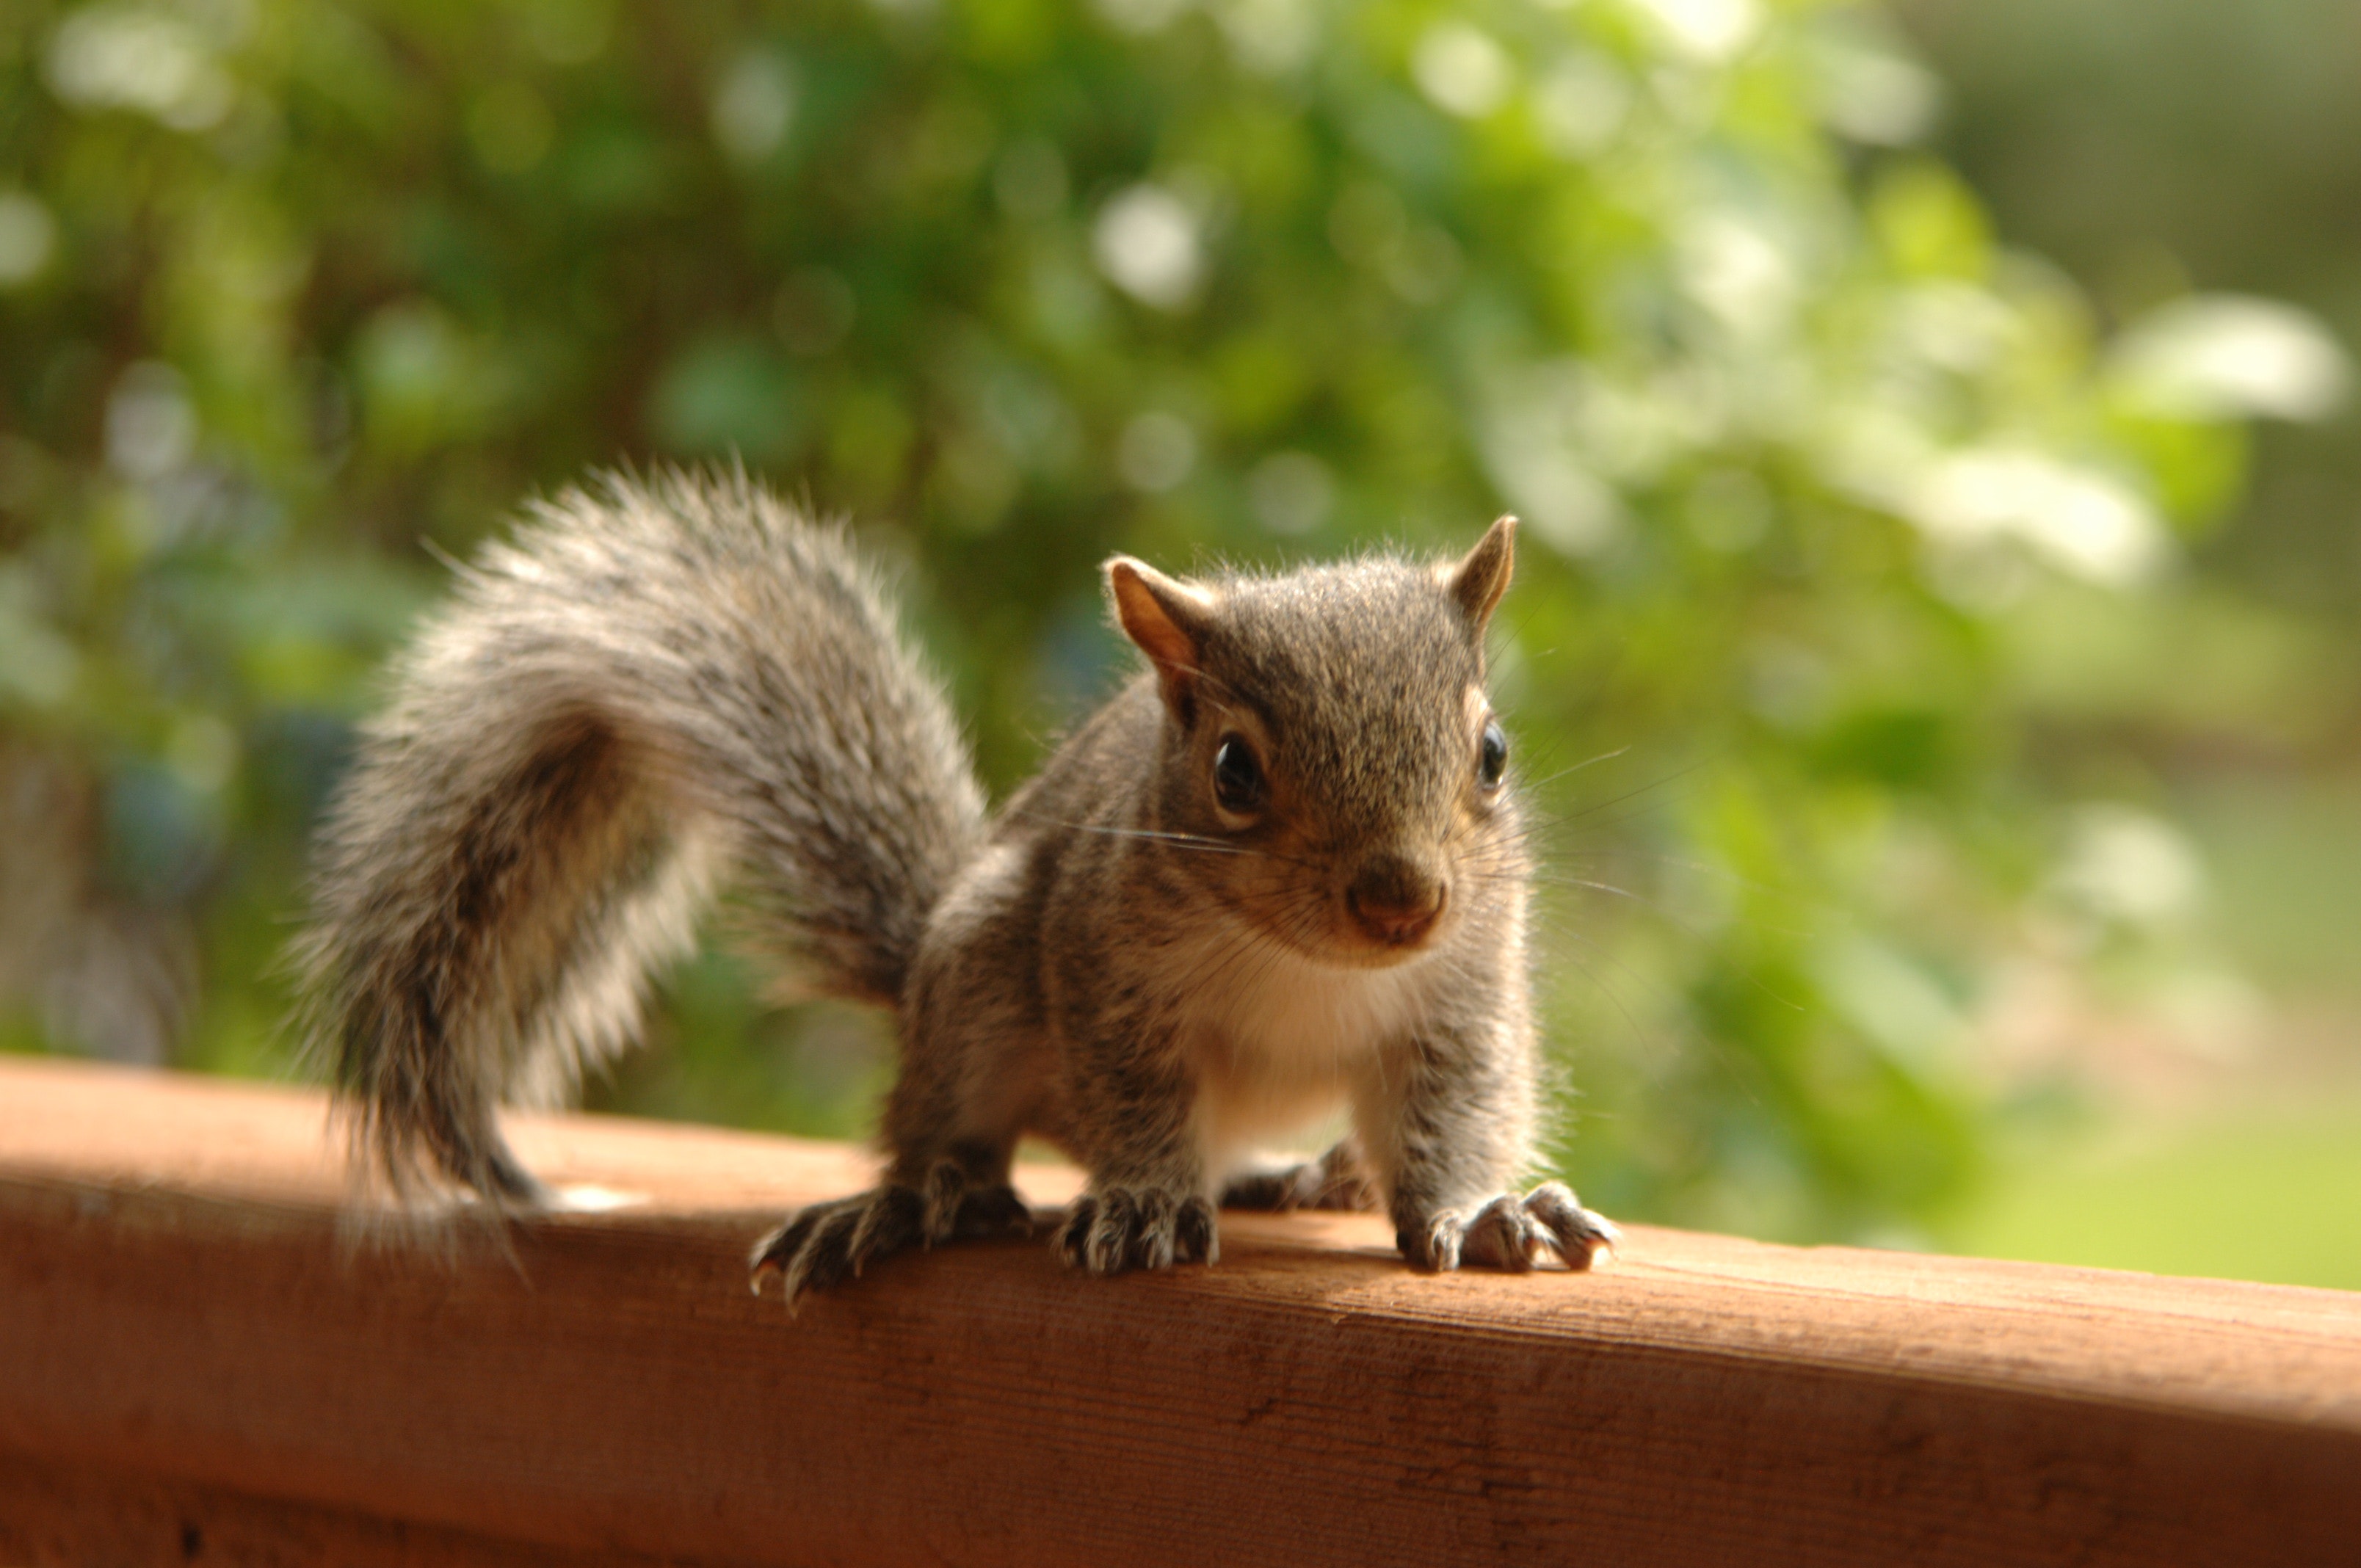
[2,1056,2357,1567]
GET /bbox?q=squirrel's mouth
[1328,926,1445,968]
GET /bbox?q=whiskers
[1005,813,1319,871]
[1030,820,1258,856]
[1475,738,1817,1106]
[1517,744,1632,793]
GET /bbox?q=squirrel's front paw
[1396,1182,1620,1274]
[1056,1188,1218,1275]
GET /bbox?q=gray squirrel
[296,468,1615,1307]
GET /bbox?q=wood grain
[2,1055,2357,1567]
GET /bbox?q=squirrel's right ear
[1106,557,1218,725]
[1443,515,1517,631]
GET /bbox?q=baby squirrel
[297,468,1615,1306]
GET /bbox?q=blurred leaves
[0,0,2345,1241]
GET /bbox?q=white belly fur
[1180,932,1429,1178]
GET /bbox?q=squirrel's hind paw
[750,1187,922,1309]
[1398,1182,1620,1274]
[750,1173,1036,1310]
[1056,1188,1218,1275]
[1218,1142,1377,1213]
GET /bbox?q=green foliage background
[1,0,2340,1245]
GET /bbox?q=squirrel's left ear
[1106,556,1219,725]
[1443,515,1517,631]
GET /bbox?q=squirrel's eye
[1478,719,1508,791]
[1213,736,1264,814]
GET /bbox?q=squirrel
[296,468,1616,1307]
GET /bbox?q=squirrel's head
[1103,517,1523,969]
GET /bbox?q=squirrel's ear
[1106,557,1218,724]
[1443,515,1517,631]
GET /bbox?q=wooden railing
[2,1053,2357,1566]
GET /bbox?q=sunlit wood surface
[2,1055,2357,1566]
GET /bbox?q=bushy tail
[294,469,987,1202]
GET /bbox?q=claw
[1397,1183,1618,1274]
[751,1170,1051,1312]
[1131,1189,1176,1271]
[748,1206,824,1296]
[746,1188,904,1311]
[1399,1208,1464,1272]
[1523,1180,1618,1271]
[1056,1194,1100,1270]
[1175,1195,1219,1266]
[1461,1194,1542,1271]
[846,1184,923,1275]
[1087,1188,1136,1274]
[1056,1187,1218,1275]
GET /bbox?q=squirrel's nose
[1346,857,1447,946]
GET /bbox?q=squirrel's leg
[1218,1140,1377,1213]
[1357,1023,1617,1273]
[1054,1018,1217,1274]
[751,901,1053,1308]
[879,1010,1038,1248]
[751,1028,1035,1309]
